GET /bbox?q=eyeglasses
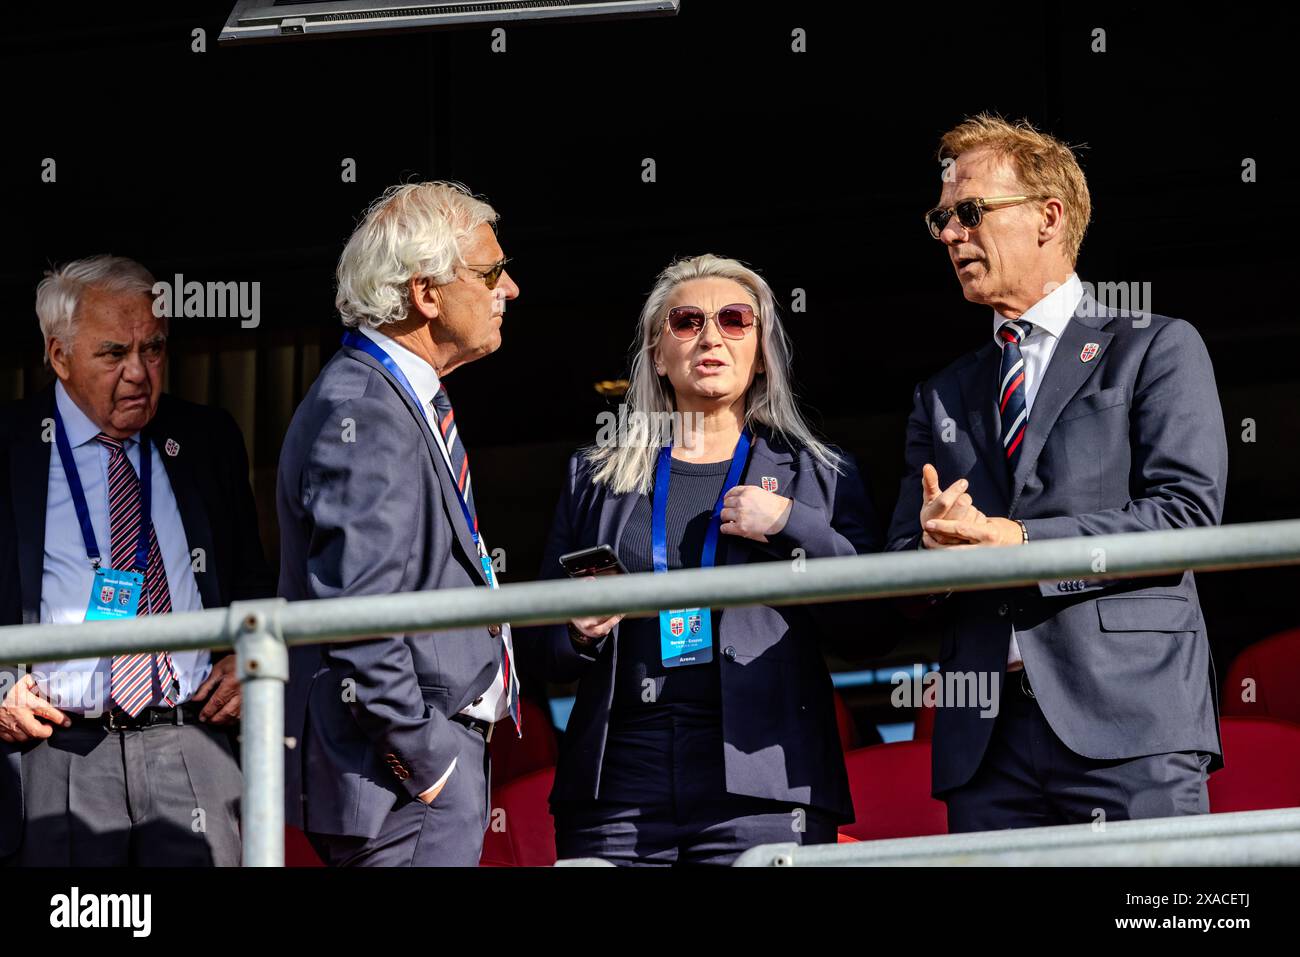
[923,195,1043,239]
[664,303,758,340]
[463,257,511,290]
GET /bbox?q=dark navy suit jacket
[524,426,886,823]
[885,293,1228,796]
[0,385,273,858]
[278,342,505,840]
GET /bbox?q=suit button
[472,696,484,706]
[723,646,737,660]
[488,624,502,637]
[997,603,1009,616]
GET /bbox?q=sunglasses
[463,257,511,290]
[664,303,758,340]
[923,195,1042,239]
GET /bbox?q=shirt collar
[991,272,1083,345]
[358,324,443,410]
[54,380,138,449]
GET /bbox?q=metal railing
[3,518,1300,866]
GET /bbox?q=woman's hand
[718,485,794,543]
[569,576,624,642]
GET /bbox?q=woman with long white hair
[530,253,884,864]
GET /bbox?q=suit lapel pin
[1080,342,1100,363]
[164,438,180,457]
[761,476,779,492]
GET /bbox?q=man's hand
[719,485,794,543]
[192,655,242,724]
[418,777,448,805]
[925,515,1024,547]
[919,465,987,548]
[0,673,70,743]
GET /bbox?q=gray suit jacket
[279,341,504,840]
[885,293,1228,795]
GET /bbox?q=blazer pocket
[1058,385,1127,423]
[418,683,450,699]
[1096,595,1199,632]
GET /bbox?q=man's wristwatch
[1015,519,1029,544]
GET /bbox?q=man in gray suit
[886,114,1227,832]
[280,182,521,865]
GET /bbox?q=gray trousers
[306,720,490,867]
[5,717,242,866]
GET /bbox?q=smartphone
[558,544,628,578]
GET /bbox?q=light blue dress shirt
[32,381,209,713]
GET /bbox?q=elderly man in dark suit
[279,182,521,866]
[0,254,274,865]
[886,114,1228,832]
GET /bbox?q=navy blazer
[885,293,1228,796]
[278,342,506,840]
[0,384,274,858]
[525,426,885,822]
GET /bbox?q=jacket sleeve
[885,382,931,554]
[297,394,461,798]
[761,451,897,656]
[217,408,276,604]
[516,452,607,686]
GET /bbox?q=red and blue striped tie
[997,319,1034,475]
[430,384,477,530]
[97,434,179,717]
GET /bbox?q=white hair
[35,255,158,366]
[586,253,844,495]
[335,181,500,329]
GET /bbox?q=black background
[2,1,1297,696]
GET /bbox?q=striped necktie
[426,386,520,734]
[429,384,477,531]
[97,434,179,717]
[996,319,1034,476]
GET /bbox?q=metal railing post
[231,599,289,867]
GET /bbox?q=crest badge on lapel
[1079,342,1100,363]
[164,438,181,457]
[761,476,779,492]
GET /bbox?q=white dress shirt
[992,273,1083,668]
[358,325,515,794]
[33,381,208,712]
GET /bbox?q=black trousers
[942,669,1212,833]
[553,707,838,866]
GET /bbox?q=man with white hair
[280,181,522,866]
[0,255,273,865]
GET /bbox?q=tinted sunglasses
[464,257,511,289]
[664,303,758,340]
[923,195,1042,239]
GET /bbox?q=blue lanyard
[652,430,752,575]
[341,330,482,544]
[53,405,151,572]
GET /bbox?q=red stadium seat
[1208,715,1300,813]
[489,697,560,786]
[285,824,324,867]
[479,766,558,866]
[833,689,861,750]
[1221,629,1300,724]
[913,698,936,741]
[838,740,948,841]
